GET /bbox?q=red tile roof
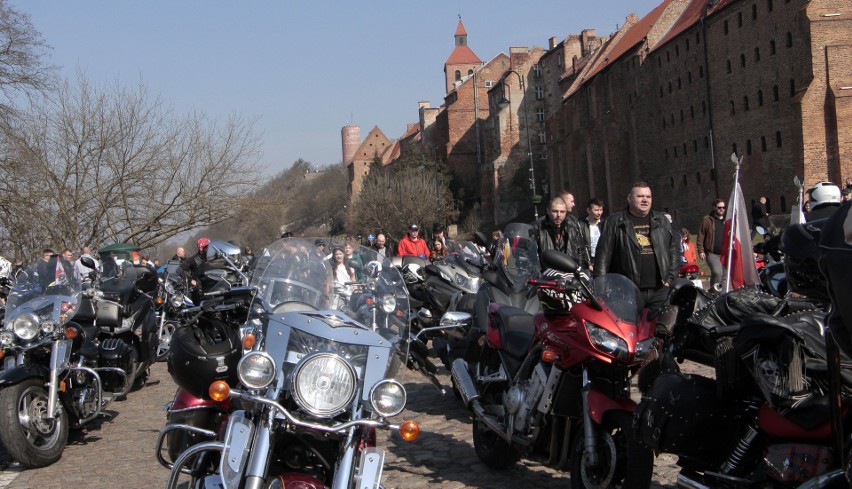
[653,0,733,52]
[446,45,482,65]
[455,20,468,36]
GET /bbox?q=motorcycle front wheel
[0,378,69,468]
[156,320,179,362]
[570,411,653,489]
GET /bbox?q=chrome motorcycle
[163,238,424,489]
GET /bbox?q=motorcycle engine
[98,338,136,392]
[504,363,549,435]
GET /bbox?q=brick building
[345,125,399,198]
[546,0,851,229]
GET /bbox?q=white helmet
[808,182,841,208]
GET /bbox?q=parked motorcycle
[451,250,658,489]
[153,260,194,361]
[0,258,138,467]
[160,238,425,489]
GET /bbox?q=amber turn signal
[156,297,165,305]
[64,326,78,340]
[209,380,231,401]
[0,350,4,360]
[541,349,560,363]
[399,420,420,442]
[242,333,257,349]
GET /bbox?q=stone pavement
[0,362,686,488]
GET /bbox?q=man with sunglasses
[697,198,727,291]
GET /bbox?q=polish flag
[721,182,760,290]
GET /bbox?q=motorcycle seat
[490,304,535,359]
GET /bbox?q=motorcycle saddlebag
[635,372,742,464]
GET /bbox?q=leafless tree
[0,74,263,261]
[0,0,55,114]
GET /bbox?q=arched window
[454,70,461,81]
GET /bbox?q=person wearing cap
[397,224,430,259]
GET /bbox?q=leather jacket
[535,214,589,268]
[579,216,605,261]
[593,208,679,286]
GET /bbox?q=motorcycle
[154,260,194,361]
[754,225,787,298]
[160,238,426,489]
[0,258,136,467]
[451,250,658,489]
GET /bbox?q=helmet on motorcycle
[167,317,240,399]
[537,268,583,314]
[818,201,852,358]
[807,182,841,209]
[781,220,829,302]
[197,238,211,253]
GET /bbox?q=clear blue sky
[13,0,659,174]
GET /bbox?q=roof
[455,19,468,36]
[653,0,733,52]
[446,45,482,66]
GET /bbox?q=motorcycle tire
[472,418,520,469]
[0,378,69,468]
[569,411,653,489]
[156,321,179,362]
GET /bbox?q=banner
[721,182,760,289]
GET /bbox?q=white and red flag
[721,182,760,290]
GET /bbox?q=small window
[780,196,786,213]
[658,57,662,68]
[726,60,732,74]
[691,105,695,119]
[533,64,542,78]
[678,77,682,89]
[668,82,672,93]
[670,176,674,187]
[738,12,743,27]
[702,100,707,115]
[662,118,666,129]
[730,100,736,115]
[789,78,796,97]
[752,4,757,20]
[755,47,760,61]
[786,32,793,48]
[770,40,776,55]
[675,46,680,57]
[683,174,688,186]
[696,171,702,184]
[746,139,752,155]
[696,31,701,44]
[686,39,690,51]
[538,131,546,143]
[674,146,678,157]
[776,131,782,147]
[699,66,704,78]
[683,143,687,155]
[680,110,684,122]
[455,70,461,81]
[761,136,767,152]
[733,143,738,155]
[667,51,670,62]
[758,89,764,106]
[688,71,693,84]
[693,140,698,152]
[535,85,544,100]
[660,86,664,98]
[467,69,474,76]
[724,20,729,34]
[665,148,669,159]
[740,54,746,68]
[671,114,675,125]
[704,136,709,148]
[536,109,545,122]
[744,96,750,111]
[768,0,773,12]
[773,85,779,101]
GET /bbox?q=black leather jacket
[535,214,589,268]
[579,216,605,261]
[593,208,679,287]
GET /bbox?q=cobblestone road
[0,362,688,488]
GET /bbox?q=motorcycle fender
[0,363,49,388]
[587,388,636,425]
[171,387,231,411]
[358,447,386,488]
[220,410,253,489]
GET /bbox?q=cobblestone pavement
[0,361,700,488]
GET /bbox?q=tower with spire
[443,17,482,95]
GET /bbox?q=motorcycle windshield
[591,274,641,324]
[3,259,82,329]
[446,240,486,270]
[493,235,541,293]
[251,238,410,334]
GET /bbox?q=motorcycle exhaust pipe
[450,358,480,407]
[676,473,711,489]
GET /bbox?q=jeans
[639,287,670,311]
[707,252,725,291]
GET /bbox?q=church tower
[443,18,482,95]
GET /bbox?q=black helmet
[167,317,240,399]
[819,201,852,357]
[781,219,829,302]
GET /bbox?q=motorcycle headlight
[170,294,184,308]
[634,337,659,363]
[237,352,276,389]
[380,294,396,314]
[291,353,357,418]
[40,321,56,334]
[11,313,40,341]
[164,281,175,295]
[0,331,15,346]
[369,379,406,417]
[585,321,629,361]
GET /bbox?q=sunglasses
[716,206,726,210]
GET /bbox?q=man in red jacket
[397,224,430,259]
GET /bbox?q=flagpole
[724,153,742,293]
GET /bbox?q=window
[468,69,474,76]
[535,85,544,100]
[668,82,672,93]
[790,78,796,97]
[671,114,675,125]
[536,109,545,122]
[667,51,670,62]
[675,46,680,57]
[665,148,669,159]
[730,100,736,115]
[752,4,758,20]
[744,96,750,111]
[702,100,707,115]
[786,32,793,48]
[691,105,695,119]
[662,118,666,129]
[780,196,786,213]
[674,146,678,157]
[683,174,688,186]
[678,77,682,89]
[738,12,743,27]
[746,139,752,155]
[733,143,738,154]
[688,71,693,84]
[724,20,729,34]
[699,66,704,78]
[538,131,546,143]
[727,60,732,73]
[670,176,674,187]
[768,0,773,12]
[693,139,698,152]
[660,86,664,98]
[683,143,687,155]
[680,110,684,122]
[455,70,461,81]
[696,171,702,184]
[705,136,709,148]
[770,40,776,55]
[686,39,690,51]
[740,54,746,68]
[758,89,764,106]
[761,136,767,151]
[776,131,782,147]
[773,85,779,101]
[755,47,760,61]
[533,64,542,78]
[697,31,701,44]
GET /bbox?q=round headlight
[369,380,406,417]
[170,294,184,308]
[381,294,397,314]
[11,313,40,341]
[237,352,276,389]
[164,282,175,295]
[0,331,15,346]
[40,321,56,334]
[291,353,357,418]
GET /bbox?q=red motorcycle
[451,250,658,489]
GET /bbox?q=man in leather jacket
[594,182,679,309]
[535,194,588,268]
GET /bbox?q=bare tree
[0,0,55,113]
[0,74,263,260]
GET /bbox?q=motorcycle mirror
[205,269,228,279]
[348,259,362,271]
[80,256,97,270]
[472,231,489,247]
[540,249,579,273]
